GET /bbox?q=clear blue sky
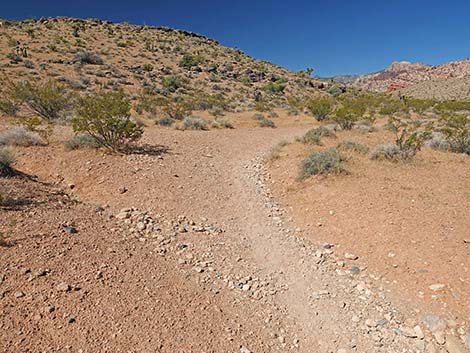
[3,0,470,76]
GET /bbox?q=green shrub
[72,91,143,152]
[179,53,204,69]
[425,132,451,151]
[0,126,44,146]
[300,148,345,178]
[301,126,335,145]
[257,118,276,128]
[337,140,369,154]
[0,147,15,176]
[262,81,286,94]
[161,75,186,93]
[0,99,20,116]
[11,80,73,121]
[157,116,175,126]
[388,117,433,159]
[306,96,334,121]
[439,114,470,154]
[64,133,100,150]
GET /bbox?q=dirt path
[9,125,464,352]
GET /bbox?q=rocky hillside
[0,17,324,112]
[331,59,470,100]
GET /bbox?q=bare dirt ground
[2,114,469,352]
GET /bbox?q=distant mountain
[328,59,470,100]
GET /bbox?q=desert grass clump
[157,116,175,127]
[253,114,276,128]
[301,126,336,145]
[211,118,234,129]
[0,126,44,147]
[64,133,100,150]
[73,51,104,65]
[176,116,208,131]
[369,143,402,161]
[425,132,451,151]
[0,147,15,176]
[300,148,345,178]
[72,91,143,152]
[337,140,369,154]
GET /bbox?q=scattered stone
[240,346,252,353]
[14,291,25,298]
[349,266,361,275]
[365,319,378,328]
[56,282,71,292]
[429,283,446,292]
[344,253,358,260]
[414,325,424,339]
[434,331,446,345]
[242,284,251,292]
[400,326,417,338]
[118,186,128,194]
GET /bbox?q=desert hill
[0,17,324,112]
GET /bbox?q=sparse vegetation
[9,80,74,121]
[306,96,334,121]
[0,126,44,146]
[176,116,208,130]
[64,133,100,150]
[0,147,15,176]
[337,140,369,154]
[72,91,143,152]
[73,51,104,65]
[439,114,470,154]
[300,148,345,178]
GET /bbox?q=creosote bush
[439,114,470,154]
[0,126,44,146]
[300,148,345,178]
[369,143,402,161]
[157,116,175,126]
[10,80,74,121]
[72,91,143,152]
[306,96,334,121]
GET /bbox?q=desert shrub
[301,126,335,145]
[257,117,276,128]
[379,97,403,116]
[434,100,470,114]
[161,98,192,120]
[142,63,153,72]
[262,80,286,94]
[211,118,233,129]
[176,116,208,130]
[300,148,345,178]
[388,117,433,159]
[404,97,436,114]
[73,51,104,65]
[439,114,470,154]
[157,116,175,126]
[10,80,74,121]
[369,143,402,161]
[332,110,358,130]
[64,133,100,150]
[0,99,20,116]
[161,75,186,93]
[7,51,22,64]
[425,131,451,151]
[327,85,345,97]
[0,126,43,146]
[305,96,334,121]
[337,140,369,154]
[179,53,204,69]
[0,147,15,176]
[72,91,143,152]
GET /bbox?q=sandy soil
[1,116,469,352]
